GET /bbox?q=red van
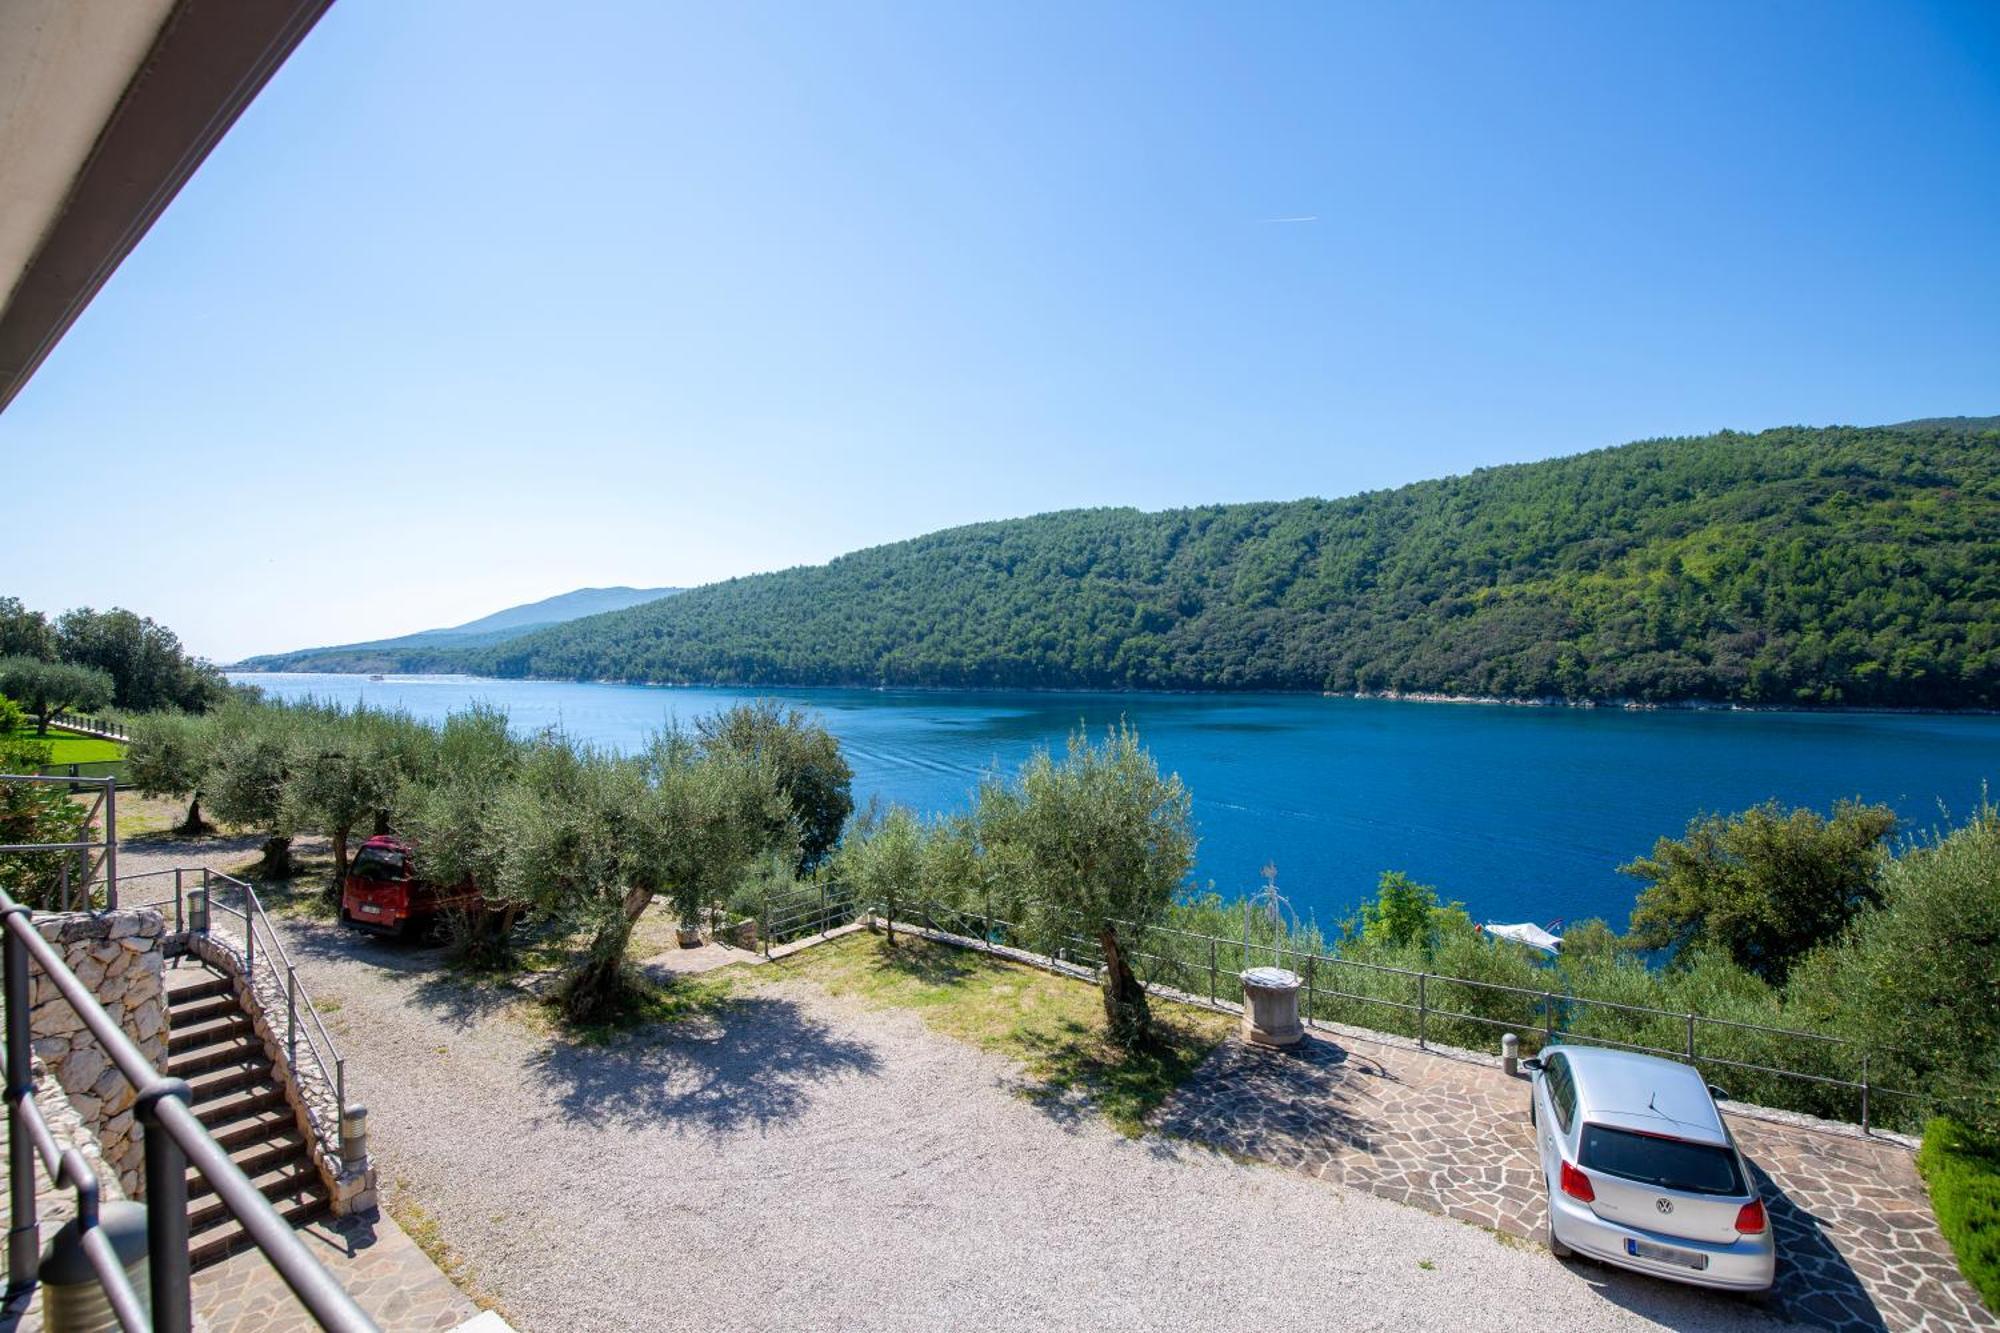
[339,835,476,939]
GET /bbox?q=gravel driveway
[119,839,1776,1332]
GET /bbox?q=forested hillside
[371,421,2000,705]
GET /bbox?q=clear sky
[7,1,1998,662]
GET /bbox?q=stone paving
[1151,1024,1995,1333]
[192,1208,480,1332]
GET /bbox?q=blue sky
[7,1,1998,661]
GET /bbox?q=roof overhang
[0,0,334,414]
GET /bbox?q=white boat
[1483,920,1563,954]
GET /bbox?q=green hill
[339,420,2000,706]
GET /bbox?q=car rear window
[351,847,407,881]
[1579,1124,1744,1196]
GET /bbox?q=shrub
[1918,1118,2000,1313]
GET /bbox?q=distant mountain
[234,586,680,671]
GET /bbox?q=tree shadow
[1005,1010,1239,1139]
[874,936,980,986]
[524,992,881,1136]
[1148,1031,1386,1163]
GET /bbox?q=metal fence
[865,891,1995,1137]
[47,714,129,743]
[0,773,371,1330]
[33,759,129,788]
[0,772,118,911]
[756,879,862,952]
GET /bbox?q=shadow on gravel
[525,993,881,1135]
[1149,1034,1382,1161]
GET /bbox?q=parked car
[1523,1044,1776,1292]
[339,835,478,940]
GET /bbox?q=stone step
[166,964,232,996]
[187,1058,277,1109]
[198,1086,290,1136]
[188,1161,325,1235]
[210,1104,298,1154]
[168,1013,253,1056]
[170,1032,265,1079]
[189,1189,331,1272]
[169,995,239,1029]
[187,1136,312,1200]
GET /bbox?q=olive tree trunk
[174,794,211,837]
[1098,926,1151,1047]
[256,835,294,881]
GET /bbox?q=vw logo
[1656,1198,1674,1215]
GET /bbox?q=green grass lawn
[755,929,1235,1135]
[4,725,124,765]
[1919,1117,2000,1312]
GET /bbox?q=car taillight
[1559,1161,1595,1202]
[1734,1198,1767,1234]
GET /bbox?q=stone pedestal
[1240,966,1303,1048]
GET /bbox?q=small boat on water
[1481,919,1563,954]
[369,674,385,681]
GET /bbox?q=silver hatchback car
[1524,1045,1776,1292]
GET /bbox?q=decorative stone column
[1240,965,1303,1048]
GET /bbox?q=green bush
[1918,1118,2000,1313]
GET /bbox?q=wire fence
[834,888,1994,1137]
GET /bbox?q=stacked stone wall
[26,909,167,1198]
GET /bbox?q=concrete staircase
[165,962,330,1269]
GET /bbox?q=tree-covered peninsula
[290,419,2000,707]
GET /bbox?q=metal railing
[116,868,349,1147]
[0,773,117,912]
[0,772,371,1329]
[0,883,373,1330]
[757,880,861,954]
[45,714,129,743]
[873,892,1999,1137]
[33,760,129,789]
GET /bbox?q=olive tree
[976,722,1194,1046]
[1787,803,2000,1133]
[396,704,524,964]
[695,700,854,872]
[201,704,296,878]
[281,705,427,892]
[125,711,215,834]
[0,657,114,734]
[498,731,786,1024]
[840,805,927,946]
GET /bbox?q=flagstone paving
[192,1208,480,1332]
[1151,1025,1994,1333]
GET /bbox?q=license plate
[1627,1238,1708,1271]
[358,904,381,915]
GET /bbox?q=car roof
[1549,1045,1728,1146]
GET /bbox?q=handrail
[147,868,350,1144]
[0,886,374,1331]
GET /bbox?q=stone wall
[27,909,167,1198]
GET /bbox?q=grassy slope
[1919,1118,2000,1312]
[5,726,124,764]
[755,930,1233,1135]
[457,420,2000,707]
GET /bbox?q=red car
[339,836,477,939]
